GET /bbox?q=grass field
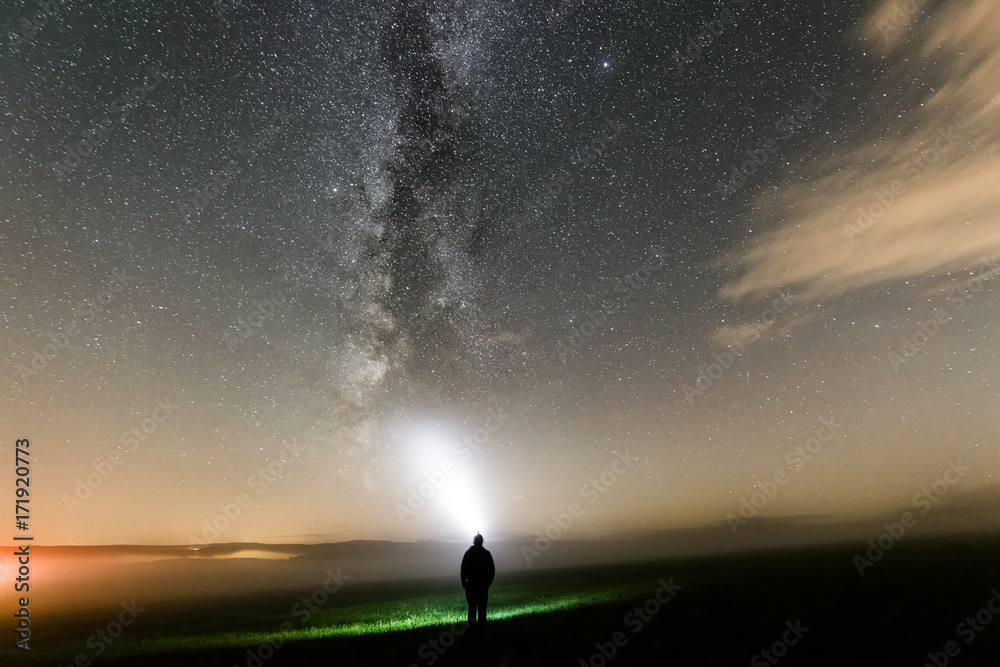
[9,533,1000,666]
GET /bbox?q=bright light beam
[437,476,487,538]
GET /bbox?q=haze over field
[2,490,998,626]
[2,0,999,553]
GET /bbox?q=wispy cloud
[711,309,819,348]
[718,0,1000,308]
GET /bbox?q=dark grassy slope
[20,532,1000,666]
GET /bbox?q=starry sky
[2,0,999,546]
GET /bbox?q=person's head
[473,533,483,547]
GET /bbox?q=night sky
[2,0,999,546]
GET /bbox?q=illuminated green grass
[102,576,649,661]
[124,588,625,657]
[21,564,671,665]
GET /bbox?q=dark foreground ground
[7,532,1000,666]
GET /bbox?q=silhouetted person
[460,533,495,632]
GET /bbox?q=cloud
[718,0,1000,305]
[711,308,819,348]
